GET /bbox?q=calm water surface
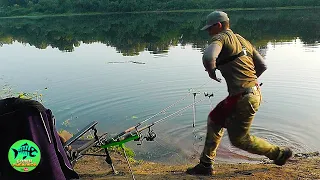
[0,9,319,164]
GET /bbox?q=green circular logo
[8,139,41,172]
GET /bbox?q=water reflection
[1,9,320,164]
[0,9,319,55]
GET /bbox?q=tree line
[0,0,320,17]
[0,9,318,56]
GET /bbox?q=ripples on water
[129,40,320,164]
[1,38,319,164]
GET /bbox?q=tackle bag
[0,97,79,180]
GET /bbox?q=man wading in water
[186,11,293,176]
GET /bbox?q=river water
[0,9,319,164]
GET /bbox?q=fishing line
[137,92,191,126]
[128,92,210,165]
[137,79,224,163]
[131,79,213,129]
[108,96,208,167]
[139,97,207,128]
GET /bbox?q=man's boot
[186,162,215,176]
[274,147,293,166]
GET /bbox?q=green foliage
[18,91,44,102]
[109,145,136,161]
[0,10,318,56]
[0,83,46,102]
[0,84,14,99]
[0,0,319,17]
[62,119,71,127]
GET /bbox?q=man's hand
[207,69,222,83]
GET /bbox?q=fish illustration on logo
[11,143,38,160]
[8,140,41,172]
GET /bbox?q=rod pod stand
[104,148,118,175]
[192,91,200,127]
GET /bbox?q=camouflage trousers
[200,86,280,164]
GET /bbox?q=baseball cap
[201,11,229,30]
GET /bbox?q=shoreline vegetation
[0,6,319,19]
[0,8,318,55]
[1,0,320,18]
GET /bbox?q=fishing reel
[134,127,156,145]
[145,127,156,141]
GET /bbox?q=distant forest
[1,10,319,55]
[0,0,319,17]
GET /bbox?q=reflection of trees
[229,10,320,45]
[0,9,318,55]
[1,0,319,17]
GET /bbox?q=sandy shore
[74,150,320,180]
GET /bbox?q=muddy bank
[74,150,320,180]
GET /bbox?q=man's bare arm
[252,48,267,77]
[202,43,222,82]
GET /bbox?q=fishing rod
[64,92,211,179]
[101,85,217,150]
[104,91,193,143]
[64,79,221,179]
[101,79,215,145]
[101,95,207,149]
